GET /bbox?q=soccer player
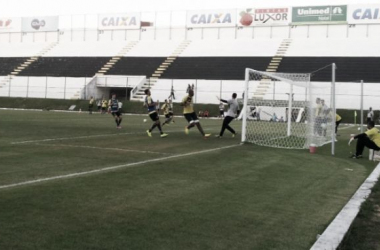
[336,113,342,134]
[161,99,173,126]
[168,85,175,100]
[169,99,175,123]
[367,107,374,123]
[108,93,122,129]
[101,98,108,114]
[349,121,380,159]
[144,89,168,138]
[216,93,238,138]
[314,98,323,136]
[219,102,225,118]
[97,99,102,112]
[88,96,94,114]
[181,89,211,138]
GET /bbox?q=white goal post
[241,67,336,154]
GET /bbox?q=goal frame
[241,66,336,155]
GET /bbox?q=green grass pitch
[0,110,377,250]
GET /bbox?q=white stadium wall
[3,37,380,58]
[1,24,380,44]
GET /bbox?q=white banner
[98,13,141,30]
[348,4,380,24]
[22,16,59,32]
[187,9,236,28]
[0,17,22,32]
[238,7,290,26]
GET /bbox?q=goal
[241,68,336,153]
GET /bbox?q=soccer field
[0,110,377,250]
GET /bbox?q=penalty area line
[0,144,241,190]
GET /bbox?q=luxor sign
[238,7,290,26]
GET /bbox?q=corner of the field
[310,161,380,250]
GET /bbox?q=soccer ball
[321,123,327,129]
[143,119,147,123]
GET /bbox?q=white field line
[36,143,170,155]
[11,132,144,145]
[0,107,228,121]
[310,162,380,250]
[10,127,218,145]
[11,130,183,145]
[339,124,355,130]
[0,144,240,190]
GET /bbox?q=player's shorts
[184,112,199,124]
[149,111,159,121]
[169,111,173,116]
[165,112,173,118]
[111,111,121,117]
[220,110,224,115]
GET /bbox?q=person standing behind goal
[367,107,374,124]
[216,93,238,138]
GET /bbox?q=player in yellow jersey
[181,89,211,138]
[335,113,342,135]
[144,89,168,138]
[161,99,173,126]
[101,98,108,114]
[88,96,94,115]
[349,121,380,158]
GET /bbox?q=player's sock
[157,124,163,134]
[150,124,157,132]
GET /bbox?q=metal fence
[1,76,380,110]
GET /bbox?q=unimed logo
[333,7,343,14]
[31,19,46,30]
[293,5,347,23]
[297,7,330,16]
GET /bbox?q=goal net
[241,68,335,151]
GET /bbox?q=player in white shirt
[216,93,239,138]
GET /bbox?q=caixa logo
[31,19,46,30]
[352,8,380,20]
[190,13,232,25]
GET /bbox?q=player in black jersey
[108,93,122,129]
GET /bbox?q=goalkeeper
[216,93,238,138]
[349,121,380,159]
